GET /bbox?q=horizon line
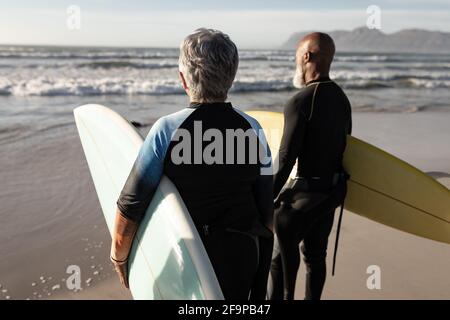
[1,26,449,50]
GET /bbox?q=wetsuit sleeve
[253,125,274,228]
[345,93,352,135]
[253,174,274,227]
[235,109,274,228]
[348,116,352,135]
[273,96,308,198]
[116,118,171,222]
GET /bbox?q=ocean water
[1,45,449,141]
[1,45,449,148]
[1,45,449,99]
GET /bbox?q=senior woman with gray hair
[110,28,274,299]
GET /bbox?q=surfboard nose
[74,104,109,120]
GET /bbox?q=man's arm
[273,96,307,198]
[348,112,352,135]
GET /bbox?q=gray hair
[179,28,239,103]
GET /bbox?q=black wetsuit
[117,102,273,299]
[268,77,352,300]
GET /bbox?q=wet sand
[0,109,449,300]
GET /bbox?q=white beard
[292,65,305,89]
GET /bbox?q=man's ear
[179,71,188,92]
[303,51,311,63]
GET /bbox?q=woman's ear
[179,71,189,92]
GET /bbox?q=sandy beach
[0,106,449,300]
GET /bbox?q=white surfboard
[74,104,224,300]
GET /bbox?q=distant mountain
[281,27,450,53]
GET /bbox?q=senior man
[268,32,352,300]
[110,28,274,300]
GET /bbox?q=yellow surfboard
[246,110,450,244]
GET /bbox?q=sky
[0,0,449,48]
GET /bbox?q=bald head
[297,32,335,72]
